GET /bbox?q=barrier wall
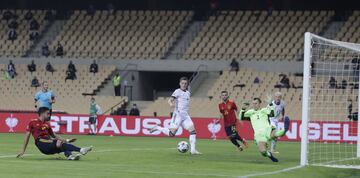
[0,113,358,142]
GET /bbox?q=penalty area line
[238,165,303,178]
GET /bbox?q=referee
[34,81,55,115]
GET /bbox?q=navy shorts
[35,139,62,155]
[89,116,97,124]
[225,125,238,137]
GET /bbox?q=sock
[189,134,196,152]
[64,150,72,157]
[230,137,241,147]
[274,130,285,137]
[266,150,279,162]
[261,150,273,157]
[62,143,81,152]
[271,140,277,152]
[155,126,172,136]
[89,125,93,134]
[89,125,93,133]
[91,124,97,134]
[235,134,245,143]
[266,151,272,157]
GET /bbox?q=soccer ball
[177,141,189,153]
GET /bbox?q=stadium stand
[308,73,358,119]
[49,10,193,59]
[184,10,334,61]
[0,10,49,57]
[0,10,337,60]
[336,11,360,43]
[0,63,127,114]
[0,9,357,120]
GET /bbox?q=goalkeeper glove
[265,94,273,105]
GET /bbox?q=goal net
[301,32,360,169]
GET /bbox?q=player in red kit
[217,91,248,151]
[16,107,93,160]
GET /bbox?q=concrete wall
[0,57,303,73]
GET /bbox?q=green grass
[0,133,359,178]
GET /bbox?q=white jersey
[171,88,190,113]
[270,100,286,121]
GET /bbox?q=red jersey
[26,119,55,140]
[219,99,238,127]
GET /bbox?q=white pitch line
[237,165,303,178]
[1,148,304,178]
[95,147,175,153]
[312,157,359,166]
[0,148,236,177]
[2,159,237,178]
[0,147,175,159]
[0,154,36,158]
[116,170,237,177]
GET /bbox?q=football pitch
[0,133,359,178]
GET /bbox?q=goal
[301,32,360,169]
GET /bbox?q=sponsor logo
[5,114,18,132]
[208,119,221,140]
[0,113,357,142]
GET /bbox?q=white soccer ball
[177,141,189,153]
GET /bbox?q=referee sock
[62,143,81,152]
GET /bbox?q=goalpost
[301,32,360,169]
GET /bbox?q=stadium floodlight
[301,32,360,169]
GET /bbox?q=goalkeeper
[239,97,290,162]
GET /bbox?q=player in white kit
[149,77,201,155]
[270,92,288,154]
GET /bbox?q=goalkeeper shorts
[254,126,273,143]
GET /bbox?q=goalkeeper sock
[267,151,279,162]
[62,143,81,152]
[274,130,286,137]
[261,151,278,162]
[271,140,277,152]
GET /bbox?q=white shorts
[270,118,279,130]
[169,111,194,131]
